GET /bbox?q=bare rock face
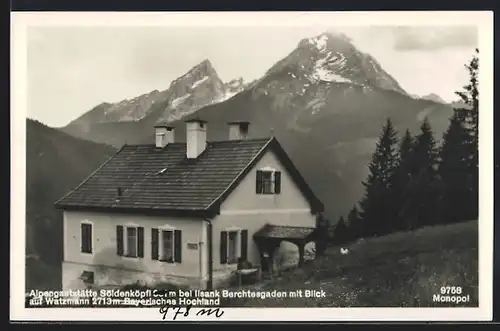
[261,32,406,96]
[67,59,248,127]
[157,59,227,123]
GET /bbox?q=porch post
[267,239,280,274]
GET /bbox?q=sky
[26,25,478,127]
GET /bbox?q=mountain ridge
[66,59,247,128]
[59,31,455,220]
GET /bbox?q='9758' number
[440,286,462,295]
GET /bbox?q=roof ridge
[124,142,184,147]
[124,138,272,147]
[208,137,272,144]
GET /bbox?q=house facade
[55,119,324,290]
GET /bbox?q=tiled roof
[55,137,324,217]
[253,224,316,240]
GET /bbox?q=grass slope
[26,119,117,290]
[223,220,478,307]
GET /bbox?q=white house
[55,119,324,290]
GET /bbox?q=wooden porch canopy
[253,224,317,268]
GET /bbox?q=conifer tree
[454,48,479,220]
[390,129,415,231]
[359,118,399,237]
[333,216,348,245]
[438,111,474,223]
[400,118,439,229]
[346,205,361,240]
[455,48,479,138]
[438,48,479,222]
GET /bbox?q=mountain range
[59,32,455,220]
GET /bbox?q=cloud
[392,26,477,51]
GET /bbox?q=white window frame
[124,224,139,258]
[258,166,279,195]
[223,227,242,264]
[80,220,94,255]
[157,224,178,263]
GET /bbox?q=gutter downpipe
[203,218,213,290]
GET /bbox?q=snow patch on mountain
[311,55,352,83]
[309,34,329,51]
[192,76,209,89]
[171,94,191,108]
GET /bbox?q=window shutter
[274,171,281,194]
[256,170,263,194]
[220,231,228,264]
[88,225,93,252]
[151,228,159,260]
[137,227,144,258]
[87,224,92,252]
[174,230,182,263]
[80,224,84,252]
[116,225,124,256]
[240,230,248,261]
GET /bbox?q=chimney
[228,121,250,141]
[155,124,175,148]
[185,119,207,159]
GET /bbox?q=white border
[10,11,494,321]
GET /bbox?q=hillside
[26,119,117,290]
[60,31,454,220]
[222,220,478,307]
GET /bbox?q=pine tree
[347,205,361,240]
[359,118,399,237]
[333,216,348,245]
[438,48,479,222]
[455,48,479,138]
[400,118,439,229]
[438,111,475,223]
[453,48,479,220]
[390,129,415,231]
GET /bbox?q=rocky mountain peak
[156,62,248,124]
[299,32,354,53]
[168,59,222,92]
[264,31,407,96]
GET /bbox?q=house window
[126,227,138,257]
[256,170,281,195]
[152,228,182,263]
[227,231,238,263]
[80,222,92,254]
[116,225,144,258]
[220,229,248,264]
[162,230,174,262]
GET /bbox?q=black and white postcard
[10,11,494,321]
